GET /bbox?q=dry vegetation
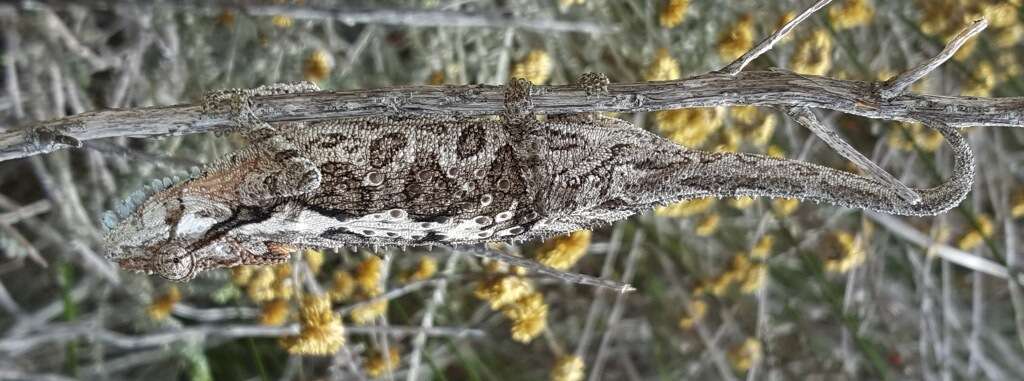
[2,0,1024,380]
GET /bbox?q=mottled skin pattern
[103,76,975,280]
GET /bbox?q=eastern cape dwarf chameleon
[101,74,974,280]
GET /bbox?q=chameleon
[101,74,975,280]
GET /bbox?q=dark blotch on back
[369,132,407,168]
[456,124,487,158]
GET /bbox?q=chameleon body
[103,76,975,280]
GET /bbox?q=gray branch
[3,67,1023,162]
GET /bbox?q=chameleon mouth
[99,166,204,232]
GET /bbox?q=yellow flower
[739,264,766,294]
[730,107,777,147]
[678,299,707,330]
[983,3,1018,28]
[272,265,294,300]
[247,267,276,302]
[655,108,724,147]
[995,23,1024,48]
[917,0,956,36]
[708,253,769,295]
[1013,190,1024,218]
[329,270,356,302]
[365,347,401,378]
[766,145,786,158]
[281,295,345,355]
[772,198,800,216]
[659,0,689,29]
[644,48,681,82]
[304,249,325,275]
[147,286,181,321]
[536,230,592,270]
[355,256,384,297]
[260,299,291,326]
[828,0,875,30]
[350,299,388,325]
[998,52,1022,78]
[887,122,944,152]
[428,70,445,85]
[401,256,438,283]
[475,275,534,310]
[824,232,867,274]
[231,266,254,286]
[302,50,333,82]
[271,15,293,28]
[550,355,585,381]
[751,235,774,260]
[656,197,717,217]
[729,338,763,372]
[246,265,294,303]
[958,215,994,251]
[718,14,755,62]
[962,61,997,97]
[791,29,832,76]
[503,292,548,343]
[695,213,720,237]
[511,50,553,84]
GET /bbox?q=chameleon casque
[102,74,974,280]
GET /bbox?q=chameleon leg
[202,82,324,204]
[503,77,536,128]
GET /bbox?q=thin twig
[720,0,835,75]
[406,253,460,381]
[878,19,988,99]
[0,199,50,225]
[576,223,626,358]
[866,212,1019,283]
[0,322,483,354]
[588,230,644,381]
[468,246,634,293]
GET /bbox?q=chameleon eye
[157,253,196,281]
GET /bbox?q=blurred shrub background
[1,0,1024,380]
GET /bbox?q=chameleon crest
[103,77,974,280]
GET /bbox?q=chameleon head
[101,173,280,281]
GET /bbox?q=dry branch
[4,69,1024,162]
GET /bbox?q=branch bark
[3,69,1024,162]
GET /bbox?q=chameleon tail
[649,121,974,217]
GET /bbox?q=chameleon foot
[574,72,610,96]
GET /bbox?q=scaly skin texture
[103,76,975,280]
